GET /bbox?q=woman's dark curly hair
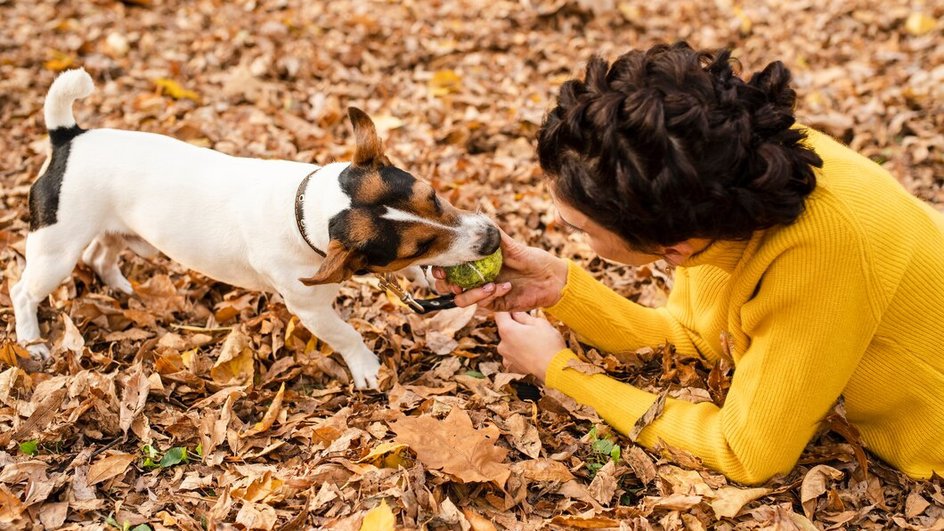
[538,42,823,250]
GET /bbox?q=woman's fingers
[510,311,537,324]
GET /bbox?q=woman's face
[552,196,664,267]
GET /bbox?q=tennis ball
[444,248,503,289]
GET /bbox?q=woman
[434,42,944,485]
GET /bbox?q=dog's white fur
[12,69,494,389]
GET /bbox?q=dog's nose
[478,225,501,255]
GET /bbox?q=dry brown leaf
[391,407,510,486]
[629,389,668,442]
[235,500,277,531]
[461,507,497,531]
[800,465,844,518]
[587,460,618,505]
[709,486,770,518]
[905,491,930,518]
[563,358,606,376]
[549,515,620,528]
[0,484,26,524]
[119,364,150,434]
[625,445,657,485]
[512,458,575,483]
[241,382,285,438]
[659,465,714,497]
[87,452,136,485]
[212,328,255,386]
[233,471,284,504]
[504,413,542,458]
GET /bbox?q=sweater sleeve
[544,261,701,356]
[545,230,881,485]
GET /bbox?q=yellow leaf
[153,78,201,102]
[211,328,255,386]
[357,442,411,468]
[733,6,752,35]
[44,51,76,72]
[429,70,462,97]
[905,12,937,36]
[359,499,395,531]
[241,382,285,438]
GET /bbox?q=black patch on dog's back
[29,125,86,231]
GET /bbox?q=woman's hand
[494,311,566,383]
[432,230,569,312]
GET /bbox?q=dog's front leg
[281,288,381,390]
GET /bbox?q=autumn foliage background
[1,0,943,529]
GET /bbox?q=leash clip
[375,273,457,315]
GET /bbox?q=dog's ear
[348,107,386,167]
[299,239,366,286]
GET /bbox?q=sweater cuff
[545,349,660,437]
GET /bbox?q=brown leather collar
[295,170,326,258]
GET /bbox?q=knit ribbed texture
[543,127,944,485]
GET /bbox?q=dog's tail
[44,68,94,131]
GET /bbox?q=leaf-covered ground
[1,1,943,529]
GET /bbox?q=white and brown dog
[12,69,499,389]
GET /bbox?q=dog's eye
[431,194,442,214]
[410,237,436,258]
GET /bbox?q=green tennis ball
[444,248,503,289]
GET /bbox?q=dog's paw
[348,354,382,391]
[26,342,51,361]
[20,343,51,372]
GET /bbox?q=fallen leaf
[800,465,844,518]
[905,12,937,36]
[211,328,255,386]
[588,460,617,505]
[504,413,542,458]
[154,78,201,102]
[391,407,510,485]
[512,458,575,483]
[0,484,26,524]
[710,486,770,518]
[629,389,668,442]
[87,452,136,485]
[429,69,462,96]
[241,382,285,438]
[549,515,620,528]
[359,499,395,531]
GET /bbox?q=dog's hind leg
[81,233,133,294]
[125,235,159,259]
[12,226,96,361]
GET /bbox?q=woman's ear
[299,240,366,285]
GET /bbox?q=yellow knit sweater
[544,127,944,485]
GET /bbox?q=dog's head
[300,107,500,286]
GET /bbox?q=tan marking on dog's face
[313,107,496,282]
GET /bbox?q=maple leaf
[390,407,511,486]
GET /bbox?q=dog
[11,68,500,389]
